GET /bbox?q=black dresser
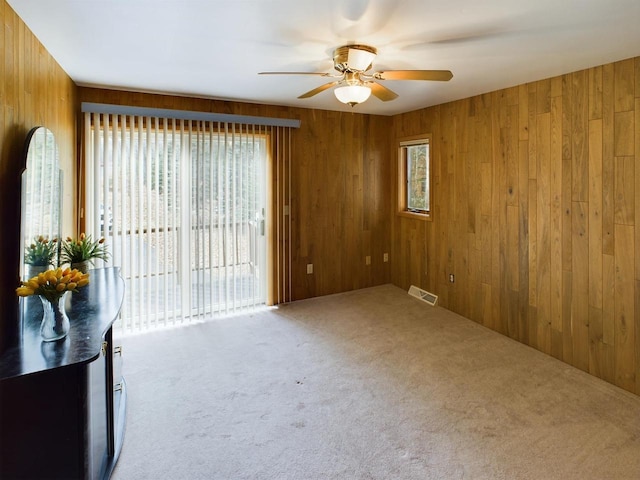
[0,267,126,480]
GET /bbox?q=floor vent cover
[408,285,438,306]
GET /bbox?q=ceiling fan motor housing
[333,44,377,73]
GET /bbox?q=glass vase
[71,260,90,274]
[40,292,70,342]
[24,264,49,281]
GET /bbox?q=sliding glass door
[84,113,268,332]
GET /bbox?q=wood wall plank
[615,156,635,226]
[615,59,635,112]
[603,253,616,345]
[602,63,616,254]
[507,205,519,293]
[518,139,530,344]
[572,71,589,202]
[536,112,551,354]
[588,119,603,309]
[506,105,519,207]
[589,306,604,377]
[637,99,640,281]
[562,75,574,271]
[562,270,574,364]
[491,93,506,334]
[615,224,635,391]
[537,78,551,115]
[519,85,529,140]
[589,65,603,120]
[528,89,538,180]
[615,110,635,156]
[636,279,640,392]
[572,201,590,372]
[636,58,640,98]
[528,179,538,308]
[528,178,538,344]
[550,97,563,345]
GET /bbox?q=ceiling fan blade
[259,71,332,76]
[375,70,453,81]
[298,81,340,99]
[368,82,398,102]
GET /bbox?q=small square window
[398,134,431,220]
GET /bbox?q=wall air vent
[408,285,438,306]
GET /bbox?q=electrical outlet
[449,274,455,283]
[307,264,313,274]
[365,256,371,265]
[383,253,389,262]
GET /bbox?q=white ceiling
[8,0,640,116]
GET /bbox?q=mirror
[20,127,63,280]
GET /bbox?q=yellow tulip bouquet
[16,267,90,303]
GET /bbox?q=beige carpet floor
[112,284,640,480]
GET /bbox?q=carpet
[112,284,640,479]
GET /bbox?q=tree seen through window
[406,143,429,213]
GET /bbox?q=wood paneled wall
[78,88,392,301]
[391,56,640,394]
[0,0,77,351]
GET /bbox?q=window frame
[397,133,432,221]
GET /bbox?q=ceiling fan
[259,44,453,106]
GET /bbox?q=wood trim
[396,133,432,221]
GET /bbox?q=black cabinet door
[0,364,88,479]
[88,338,109,479]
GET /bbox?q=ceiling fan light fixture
[334,84,371,106]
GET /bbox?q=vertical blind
[83,106,295,333]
